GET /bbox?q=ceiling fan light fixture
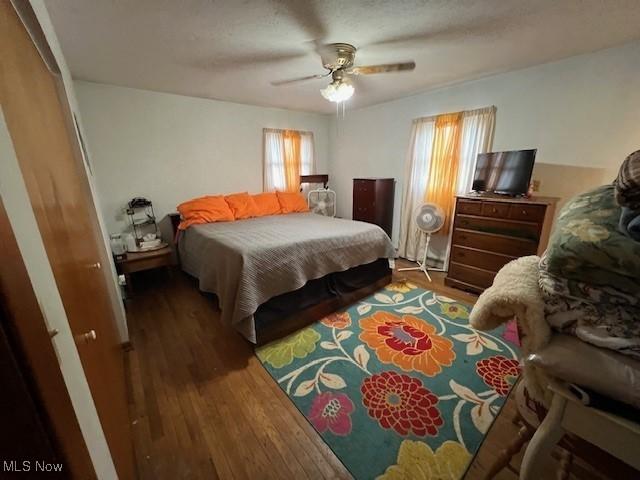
[320,79,354,103]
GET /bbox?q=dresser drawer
[353,204,373,221]
[508,203,546,222]
[452,229,538,256]
[454,215,540,241]
[448,263,495,289]
[481,201,510,218]
[457,199,482,215]
[450,246,516,273]
[353,179,374,194]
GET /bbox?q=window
[398,106,496,262]
[263,129,315,192]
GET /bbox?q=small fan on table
[308,188,337,217]
[398,203,446,281]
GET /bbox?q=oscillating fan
[398,203,445,281]
[308,188,337,217]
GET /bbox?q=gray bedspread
[178,213,396,342]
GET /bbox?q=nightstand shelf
[115,245,173,293]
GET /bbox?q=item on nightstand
[124,233,137,253]
[109,233,126,255]
[139,239,162,250]
[126,197,159,247]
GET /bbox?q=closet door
[0,198,95,477]
[0,4,135,479]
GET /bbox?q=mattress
[178,212,396,342]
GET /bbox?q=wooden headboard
[300,174,329,189]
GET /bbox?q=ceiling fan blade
[270,73,328,86]
[348,62,416,75]
[274,0,327,42]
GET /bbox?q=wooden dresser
[352,178,395,237]
[445,194,558,294]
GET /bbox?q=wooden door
[0,198,95,478]
[0,3,135,479]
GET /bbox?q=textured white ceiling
[45,0,640,114]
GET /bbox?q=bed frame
[168,212,392,345]
[252,257,392,344]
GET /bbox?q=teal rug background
[257,283,520,479]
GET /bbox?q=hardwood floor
[124,260,607,479]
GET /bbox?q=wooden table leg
[520,393,567,480]
[556,449,573,480]
[124,272,133,295]
[483,424,533,480]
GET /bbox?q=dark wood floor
[125,260,607,480]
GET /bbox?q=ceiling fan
[271,43,415,103]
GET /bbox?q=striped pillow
[615,150,640,209]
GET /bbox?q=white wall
[329,41,640,248]
[75,81,332,234]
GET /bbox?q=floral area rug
[256,282,521,480]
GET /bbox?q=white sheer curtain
[264,130,286,191]
[398,117,435,260]
[300,132,315,176]
[456,106,496,195]
[299,131,316,196]
[398,106,495,263]
[263,129,315,192]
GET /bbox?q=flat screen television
[471,149,537,196]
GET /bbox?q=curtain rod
[412,105,496,124]
[263,128,314,135]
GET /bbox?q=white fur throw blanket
[469,255,552,403]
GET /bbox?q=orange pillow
[276,191,309,214]
[176,195,234,230]
[224,192,259,220]
[252,192,281,216]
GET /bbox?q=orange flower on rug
[320,312,351,329]
[359,311,455,376]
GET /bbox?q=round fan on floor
[308,188,337,217]
[398,203,445,281]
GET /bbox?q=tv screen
[472,149,537,195]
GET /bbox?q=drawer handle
[492,207,497,213]
[522,210,528,215]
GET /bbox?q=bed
[173,212,396,344]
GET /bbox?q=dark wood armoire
[352,178,395,237]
